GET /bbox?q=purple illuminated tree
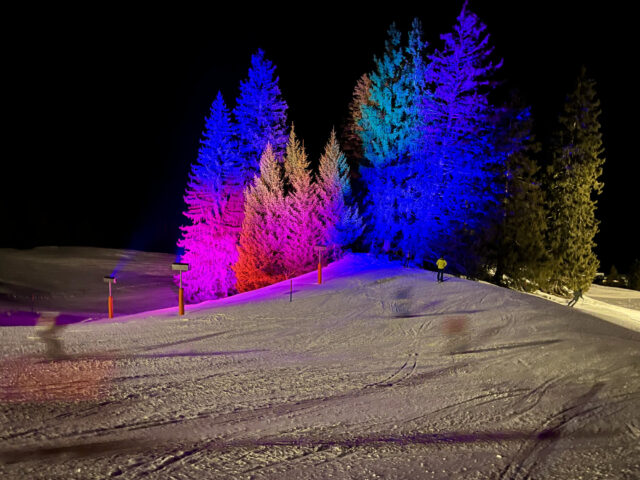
[234,144,288,292]
[282,127,323,275]
[417,3,502,274]
[317,129,363,259]
[178,92,240,301]
[234,49,288,185]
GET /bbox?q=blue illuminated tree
[234,49,288,186]
[417,3,502,274]
[359,19,428,251]
[178,92,241,301]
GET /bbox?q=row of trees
[341,4,605,293]
[235,129,361,292]
[178,3,606,300]
[178,51,360,301]
[178,50,288,301]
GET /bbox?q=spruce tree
[545,67,605,293]
[317,129,363,259]
[234,144,287,292]
[489,94,548,290]
[340,73,373,229]
[418,3,502,274]
[281,127,323,276]
[341,73,372,171]
[178,92,240,301]
[234,49,288,185]
[359,20,428,250]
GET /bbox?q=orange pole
[318,261,322,284]
[108,295,114,319]
[179,287,185,316]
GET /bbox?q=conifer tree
[234,49,288,185]
[281,127,323,276]
[488,95,548,289]
[418,3,502,274]
[178,92,240,301]
[545,67,605,293]
[317,129,363,259]
[341,73,372,170]
[234,144,287,292]
[340,73,373,226]
[359,20,428,249]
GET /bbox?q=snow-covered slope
[529,284,640,333]
[0,247,177,325]
[1,252,639,479]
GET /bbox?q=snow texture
[1,248,640,479]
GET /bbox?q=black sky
[3,3,636,272]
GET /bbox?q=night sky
[3,3,637,273]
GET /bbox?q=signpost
[103,276,116,319]
[314,245,327,284]
[172,263,189,315]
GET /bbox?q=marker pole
[179,272,185,316]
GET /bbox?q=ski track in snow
[1,251,640,479]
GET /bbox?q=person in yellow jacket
[436,256,447,283]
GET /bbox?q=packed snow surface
[1,248,639,479]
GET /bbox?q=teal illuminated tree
[359,19,428,250]
[545,67,605,293]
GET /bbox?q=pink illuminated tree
[234,144,288,292]
[178,92,241,301]
[282,127,323,276]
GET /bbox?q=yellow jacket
[436,258,447,269]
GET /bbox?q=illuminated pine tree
[418,3,502,274]
[359,19,428,250]
[234,144,287,292]
[545,67,605,293]
[234,49,288,185]
[317,129,363,259]
[178,92,240,301]
[281,127,323,276]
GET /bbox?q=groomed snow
[1,249,639,479]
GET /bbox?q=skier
[568,288,583,307]
[36,313,66,359]
[403,250,411,267]
[436,256,447,283]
